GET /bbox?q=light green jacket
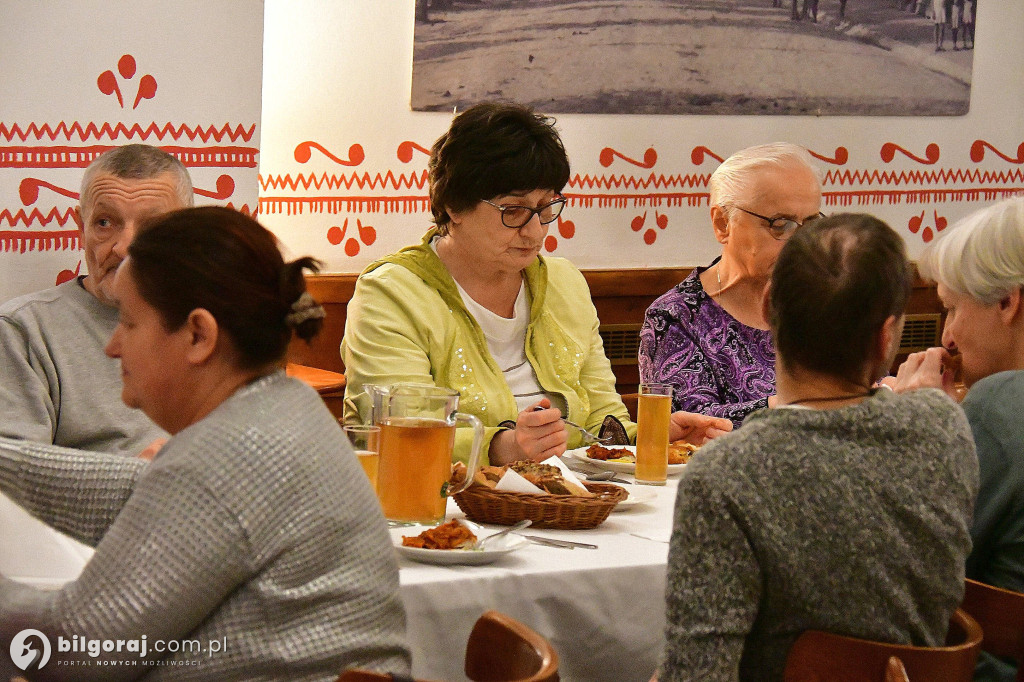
[342,229,635,465]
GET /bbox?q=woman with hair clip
[0,206,409,681]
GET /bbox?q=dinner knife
[519,534,598,550]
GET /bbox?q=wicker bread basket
[453,482,628,529]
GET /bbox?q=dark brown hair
[128,206,322,369]
[769,213,912,383]
[428,101,570,233]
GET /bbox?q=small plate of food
[392,519,527,566]
[567,442,697,475]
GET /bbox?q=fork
[531,406,612,444]
[562,418,614,445]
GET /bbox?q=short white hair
[919,197,1024,305]
[80,144,194,210]
[708,142,821,215]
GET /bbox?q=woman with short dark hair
[344,102,731,466]
[658,214,977,681]
[0,207,409,680]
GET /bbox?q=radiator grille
[600,313,941,364]
[899,313,942,354]
[600,324,642,364]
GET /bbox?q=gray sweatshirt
[0,278,165,454]
[660,388,979,681]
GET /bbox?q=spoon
[584,470,632,484]
[476,519,532,550]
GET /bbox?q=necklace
[711,264,724,298]
[785,391,873,407]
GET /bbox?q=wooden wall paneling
[287,267,944,393]
[286,274,356,374]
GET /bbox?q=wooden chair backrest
[336,672,401,682]
[464,610,559,682]
[338,610,558,682]
[783,608,982,682]
[960,578,1024,681]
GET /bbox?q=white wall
[2,1,1021,304]
[0,0,263,302]
[258,0,1024,273]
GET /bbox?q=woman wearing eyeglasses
[343,102,731,466]
[639,143,824,428]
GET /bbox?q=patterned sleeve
[0,436,143,546]
[0,463,250,681]
[640,299,768,428]
[660,464,761,681]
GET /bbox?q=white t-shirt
[453,278,559,413]
[431,238,559,414]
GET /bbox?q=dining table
[396,470,680,682]
[1,460,683,682]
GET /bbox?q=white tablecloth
[400,479,679,682]
[3,475,681,682]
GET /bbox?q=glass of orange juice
[343,424,380,493]
[635,383,672,486]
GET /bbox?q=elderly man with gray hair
[639,142,824,428]
[0,144,193,455]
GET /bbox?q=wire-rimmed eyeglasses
[733,206,826,240]
[480,196,566,229]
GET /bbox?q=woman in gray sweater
[0,207,409,681]
[658,213,979,681]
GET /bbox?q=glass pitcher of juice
[375,384,482,525]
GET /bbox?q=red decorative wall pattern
[259,139,1024,256]
[0,57,259,277]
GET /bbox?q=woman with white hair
[895,197,1024,591]
[893,196,1024,682]
[639,142,823,428]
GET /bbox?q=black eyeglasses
[481,196,566,229]
[733,206,826,240]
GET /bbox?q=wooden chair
[337,609,559,682]
[463,610,559,682]
[783,608,982,681]
[960,578,1024,681]
[620,392,639,422]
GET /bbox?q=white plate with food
[567,444,692,475]
[610,486,657,512]
[391,520,527,566]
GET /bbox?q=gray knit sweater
[0,371,409,681]
[0,278,165,454]
[660,388,978,682]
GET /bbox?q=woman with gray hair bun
[892,196,1024,682]
[639,142,824,428]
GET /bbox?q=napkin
[493,456,588,495]
[495,467,545,494]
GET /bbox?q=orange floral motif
[97,55,157,110]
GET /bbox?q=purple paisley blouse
[638,261,775,428]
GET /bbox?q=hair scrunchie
[285,291,326,328]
